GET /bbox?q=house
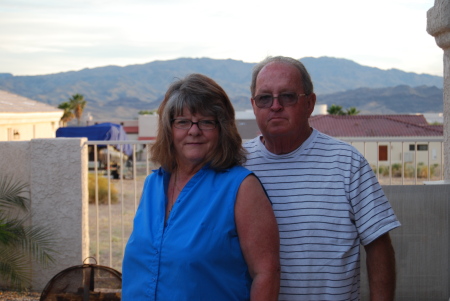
[309,114,443,138]
[0,90,63,141]
[310,114,444,168]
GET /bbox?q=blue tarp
[56,123,132,156]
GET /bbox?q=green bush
[88,173,118,204]
[370,163,442,179]
[391,163,402,177]
[378,165,390,177]
[417,162,428,178]
[403,163,415,178]
[430,163,440,178]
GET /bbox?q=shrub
[88,173,118,204]
[378,165,390,177]
[417,162,428,179]
[430,163,440,178]
[403,163,415,178]
[391,163,402,177]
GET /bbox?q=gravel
[0,290,40,301]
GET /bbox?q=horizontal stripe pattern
[244,129,400,301]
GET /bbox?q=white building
[0,90,63,141]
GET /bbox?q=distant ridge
[319,85,443,114]
[301,57,442,94]
[0,57,443,119]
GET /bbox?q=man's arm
[235,175,280,300]
[364,233,396,301]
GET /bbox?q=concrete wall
[361,184,450,301]
[0,138,89,290]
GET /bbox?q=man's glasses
[172,119,218,130]
[252,93,306,108]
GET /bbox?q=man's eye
[280,93,297,101]
[258,95,272,102]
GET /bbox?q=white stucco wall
[138,114,158,139]
[0,138,89,291]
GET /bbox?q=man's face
[252,62,315,139]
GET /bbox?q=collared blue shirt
[122,165,253,300]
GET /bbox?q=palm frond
[0,213,26,246]
[0,176,56,289]
[20,224,57,267]
[0,175,29,211]
[0,245,32,289]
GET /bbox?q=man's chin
[264,127,292,137]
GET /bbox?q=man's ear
[307,93,316,115]
[251,97,257,114]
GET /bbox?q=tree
[327,104,360,116]
[346,107,360,115]
[327,104,345,115]
[138,110,157,115]
[0,175,56,289]
[69,93,87,126]
[57,102,75,126]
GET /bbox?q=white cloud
[0,0,442,76]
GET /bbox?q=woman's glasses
[172,119,217,130]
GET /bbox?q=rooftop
[310,114,443,137]
[0,90,61,113]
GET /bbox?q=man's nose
[270,97,283,110]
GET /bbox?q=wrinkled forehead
[256,62,303,93]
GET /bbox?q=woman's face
[172,107,219,170]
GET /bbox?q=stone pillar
[427,0,450,181]
[29,138,89,290]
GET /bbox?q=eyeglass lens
[254,93,303,108]
[173,119,217,130]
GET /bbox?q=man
[244,56,400,301]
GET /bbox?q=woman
[122,73,280,300]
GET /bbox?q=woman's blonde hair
[151,73,246,172]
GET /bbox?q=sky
[0,0,444,77]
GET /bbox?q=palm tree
[69,93,87,126]
[346,107,360,115]
[0,175,56,290]
[327,104,345,115]
[57,102,75,126]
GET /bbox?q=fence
[86,137,446,272]
[86,140,154,269]
[343,137,444,185]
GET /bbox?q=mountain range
[0,57,443,120]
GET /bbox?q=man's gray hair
[250,56,314,96]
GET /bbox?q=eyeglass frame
[171,118,218,130]
[252,92,307,108]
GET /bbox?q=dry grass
[88,163,153,271]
